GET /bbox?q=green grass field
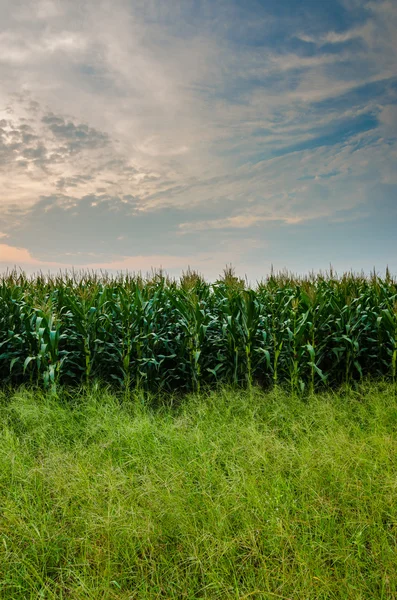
[0,383,396,599]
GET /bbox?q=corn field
[0,268,396,394]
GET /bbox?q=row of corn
[0,268,396,394]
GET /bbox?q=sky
[0,0,396,281]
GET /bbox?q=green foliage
[0,268,396,394]
[0,383,396,598]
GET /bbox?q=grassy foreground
[0,384,396,599]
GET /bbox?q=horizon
[1,264,395,287]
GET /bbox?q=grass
[0,383,396,599]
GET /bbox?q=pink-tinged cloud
[0,243,188,271]
[1,243,45,265]
[0,243,67,275]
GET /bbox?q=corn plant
[23,308,65,393]
[0,268,396,394]
[170,288,211,393]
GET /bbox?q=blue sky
[0,0,396,280]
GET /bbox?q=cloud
[296,23,371,46]
[379,105,397,136]
[41,113,110,152]
[179,215,304,233]
[0,102,158,209]
[0,243,62,266]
